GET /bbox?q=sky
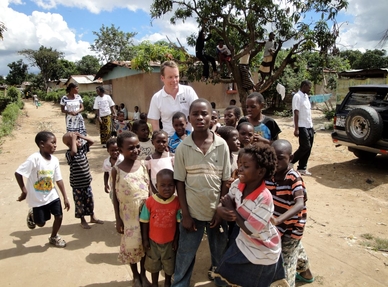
[0,0,387,77]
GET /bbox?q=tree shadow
[308,155,388,191]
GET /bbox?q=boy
[140,169,181,287]
[102,137,124,198]
[114,111,131,135]
[132,119,155,160]
[172,99,231,286]
[266,139,314,287]
[168,111,191,154]
[15,131,70,247]
[63,132,103,229]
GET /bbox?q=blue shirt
[168,130,191,154]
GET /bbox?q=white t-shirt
[148,84,198,136]
[93,94,115,117]
[102,154,124,173]
[292,90,313,128]
[16,152,62,208]
[60,94,83,113]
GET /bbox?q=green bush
[0,102,21,138]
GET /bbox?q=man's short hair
[161,61,178,76]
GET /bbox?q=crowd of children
[15,93,314,287]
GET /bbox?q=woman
[60,83,86,135]
[94,86,116,147]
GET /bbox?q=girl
[210,109,221,132]
[102,137,124,198]
[60,83,86,135]
[237,122,254,148]
[214,143,287,287]
[145,130,174,195]
[217,126,240,172]
[111,131,151,287]
[224,105,241,128]
[132,120,154,160]
[238,92,281,144]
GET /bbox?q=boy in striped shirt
[266,139,314,286]
[63,132,103,229]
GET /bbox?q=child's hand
[225,177,236,189]
[172,238,179,251]
[63,198,70,211]
[104,184,110,194]
[116,218,124,234]
[17,192,26,202]
[210,213,221,228]
[220,195,234,209]
[270,216,280,226]
[142,239,150,251]
[216,206,236,222]
[181,215,197,232]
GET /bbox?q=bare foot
[90,216,104,224]
[80,221,91,229]
[141,274,151,287]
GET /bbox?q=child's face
[238,153,264,184]
[226,130,240,153]
[188,102,211,131]
[238,125,254,147]
[117,113,125,122]
[134,107,139,112]
[135,124,150,141]
[152,133,168,153]
[41,135,57,155]
[210,110,218,128]
[156,174,175,200]
[246,98,264,119]
[274,146,292,175]
[224,109,238,127]
[173,117,187,137]
[119,136,140,161]
[107,143,120,160]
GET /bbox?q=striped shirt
[229,180,281,265]
[65,141,92,188]
[265,169,307,239]
[174,131,231,221]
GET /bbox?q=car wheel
[345,106,383,145]
[351,149,377,160]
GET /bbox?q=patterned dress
[115,163,150,264]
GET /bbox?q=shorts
[144,239,175,276]
[33,198,62,225]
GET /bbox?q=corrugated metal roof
[338,68,388,78]
[94,61,161,80]
[65,75,103,85]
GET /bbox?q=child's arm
[111,168,124,234]
[103,172,110,193]
[173,222,180,251]
[76,132,94,147]
[176,180,197,232]
[15,172,27,202]
[210,180,229,228]
[271,190,305,226]
[69,133,78,157]
[56,180,70,211]
[140,222,150,251]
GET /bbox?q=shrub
[0,102,21,138]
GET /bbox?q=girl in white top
[60,83,86,135]
[145,130,174,195]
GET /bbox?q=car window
[344,92,377,110]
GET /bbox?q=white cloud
[337,0,388,51]
[0,1,93,76]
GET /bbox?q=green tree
[339,50,362,69]
[76,55,101,75]
[53,59,78,79]
[6,59,28,85]
[19,46,64,90]
[150,0,348,111]
[352,49,388,69]
[90,24,137,63]
[0,21,6,40]
[0,75,5,85]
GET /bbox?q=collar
[183,131,223,148]
[237,181,266,201]
[161,84,183,98]
[152,194,176,204]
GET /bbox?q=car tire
[345,106,383,145]
[351,149,377,160]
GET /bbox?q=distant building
[64,75,103,93]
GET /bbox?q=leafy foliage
[76,55,101,75]
[0,102,22,139]
[90,24,137,63]
[6,60,28,85]
[0,21,6,40]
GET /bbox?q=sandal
[295,272,314,283]
[27,209,36,230]
[49,235,66,248]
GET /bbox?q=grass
[360,233,388,251]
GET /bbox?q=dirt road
[0,100,387,286]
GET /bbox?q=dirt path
[0,100,387,286]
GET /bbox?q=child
[33,94,39,108]
[213,143,287,287]
[217,126,240,172]
[62,132,103,229]
[237,121,254,148]
[140,169,181,287]
[168,111,191,154]
[102,137,124,198]
[133,106,140,120]
[216,39,232,77]
[224,105,241,128]
[145,130,174,195]
[238,92,281,144]
[114,111,131,135]
[132,119,154,160]
[15,131,70,247]
[266,139,314,287]
[111,131,151,287]
[120,103,128,120]
[210,109,221,132]
[140,112,153,138]
[172,99,231,286]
